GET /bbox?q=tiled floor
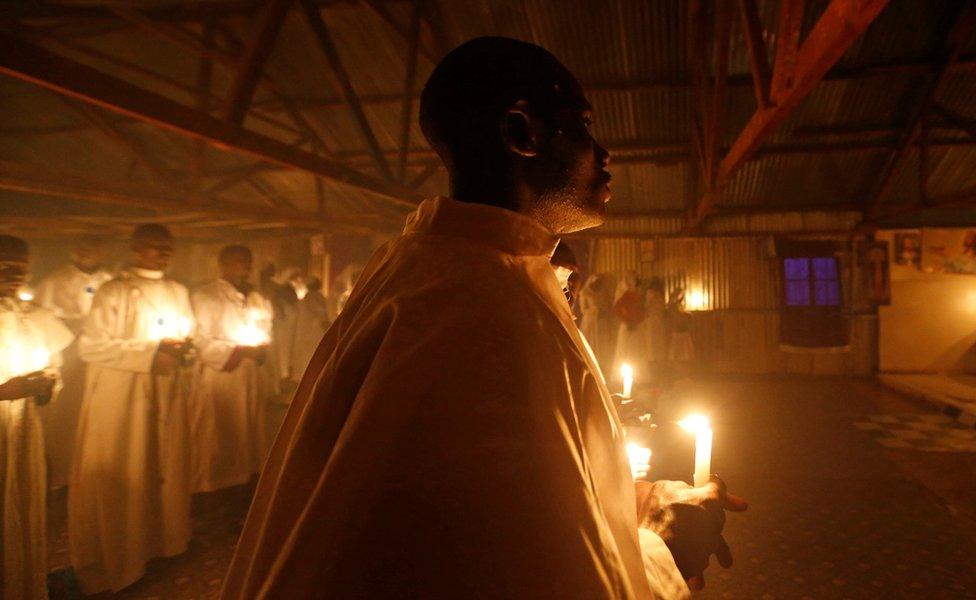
[46,378,976,599]
[854,412,976,452]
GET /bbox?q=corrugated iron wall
[585,212,877,375]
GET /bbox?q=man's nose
[596,143,610,168]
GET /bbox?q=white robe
[0,298,73,600]
[289,292,330,382]
[35,264,112,489]
[69,267,193,594]
[221,197,686,599]
[188,279,275,493]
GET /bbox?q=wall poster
[922,229,976,274]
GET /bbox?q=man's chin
[560,206,606,234]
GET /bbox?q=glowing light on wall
[685,289,709,311]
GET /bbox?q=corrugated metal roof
[1,0,975,238]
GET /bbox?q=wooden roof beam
[245,56,976,113]
[224,0,293,125]
[737,0,773,108]
[770,0,805,96]
[302,0,395,182]
[687,0,891,227]
[9,21,301,137]
[931,103,976,141]
[0,32,420,208]
[865,0,976,218]
[0,159,390,235]
[397,1,422,183]
[357,0,439,64]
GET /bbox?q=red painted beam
[688,0,891,225]
[224,0,294,124]
[737,0,773,107]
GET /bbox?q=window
[783,256,840,307]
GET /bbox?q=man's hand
[0,371,56,402]
[636,476,748,590]
[152,339,186,375]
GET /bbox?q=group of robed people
[0,228,312,598]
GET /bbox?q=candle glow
[18,290,34,302]
[620,363,634,399]
[1,341,51,382]
[231,309,270,346]
[679,414,713,487]
[147,313,193,341]
[685,289,709,311]
[626,441,651,480]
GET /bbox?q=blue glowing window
[784,257,840,307]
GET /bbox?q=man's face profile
[535,100,612,231]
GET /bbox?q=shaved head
[132,223,172,243]
[419,36,611,234]
[420,36,584,176]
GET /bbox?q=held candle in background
[625,441,651,480]
[620,363,634,399]
[678,414,712,487]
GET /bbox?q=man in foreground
[223,37,744,599]
[70,224,194,594]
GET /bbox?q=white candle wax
[679,414,713,487]
[620,363,634,399]
[693,427,712,487]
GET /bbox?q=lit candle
[1,342,50,381]
[626,441,651,480]
[18,290,34,302]
[230,308,270,346]
[678,414,713,487]
[620,363,634,399]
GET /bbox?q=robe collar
[403,197,560,258]
[129,267,164,280]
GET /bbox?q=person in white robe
[35,237,112,490]
[0,235,74,600]
[289,277,331,382]
[69,224,194,595]
[614,271,650,379]
[188,245,274,493]
[222,38,744,600]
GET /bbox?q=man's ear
[501,100,541,158]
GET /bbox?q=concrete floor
[48,378,976,599]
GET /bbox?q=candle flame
[18,290,34,302]
[678,414,710,434]
[620,363,634,379]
